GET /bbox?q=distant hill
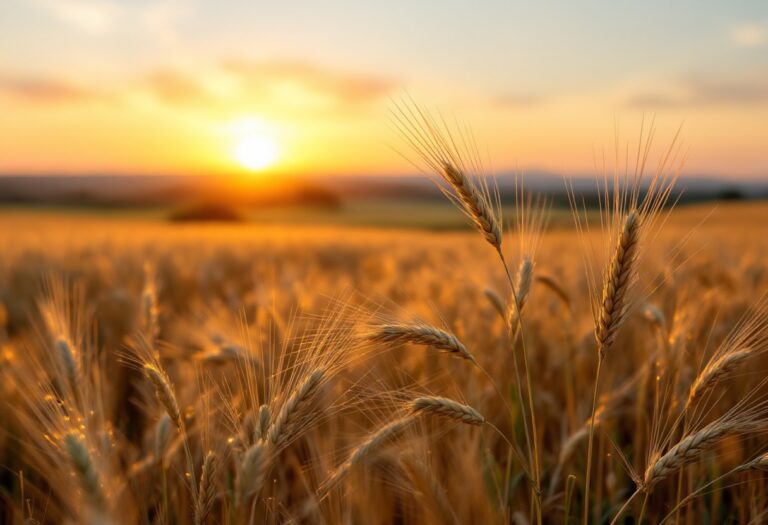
[323,172,768,201]
[0,172,765,208]
[0,174,341,209]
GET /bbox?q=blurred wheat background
[1,149,767,524]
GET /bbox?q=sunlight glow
[234,135,279,171]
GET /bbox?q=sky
[1,0,767,179]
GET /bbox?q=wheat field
[1,128,767,524]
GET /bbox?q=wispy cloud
[0,75,108,103]
[626,73,768,108]
[136,59,397,113]
[730,22,767,48]
[29,0,192,43]
[689,75,768,104]
[143,70,212,105]
[29,0,121,34]
[0,59,397,114]
[220,59,396,104]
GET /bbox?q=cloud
[30,0,121,34]
[689,75,768,104]
[1,59,397,115]
[144,70,212,105]
[135,59,397,114]
[220,59,396,104]
[731,23,767,48]
[626,73,768,108]
[0,75,107,103]
[31,0,190,42]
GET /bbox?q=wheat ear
[140,272,159,343]
[267,368,325,445]
[441,162,502,250]
[411,396,485,425]
[595,211,640,358]
[257,404,270,440]
[236,441,270,508]
[737,453,768,472]
[535,274,571,310]
[319,416,416,496]
[320,397,483,497]
[391,99,502,251]
[369,324,476,364]
[64,432,106,510]
[154,414,171,464]
[644,418,763,488]
[55,336,80,394]
[194,451,216,525]
[508,256,534,334]
[686,348,752,409]
[484,288,507,321]
[142,363,183,430]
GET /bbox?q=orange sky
[1,1,767,179]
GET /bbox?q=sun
[234,134,279,171]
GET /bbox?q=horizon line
[0,170,765,183]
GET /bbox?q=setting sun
[234,135,279,171]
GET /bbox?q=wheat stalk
[368,324,476,364]
[560,407,607,467]
[584,210,641,523]
[584,210,640,525]
[549,374,639,497]
[559,370,641,468]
